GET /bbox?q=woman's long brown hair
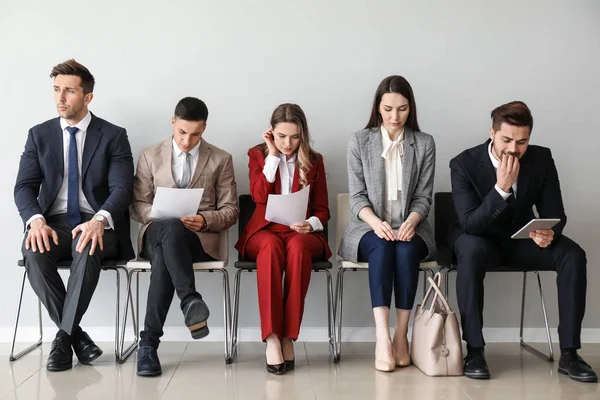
[261,103,317,188]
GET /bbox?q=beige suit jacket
[131,138,239,260]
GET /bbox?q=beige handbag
[411,272,463,376]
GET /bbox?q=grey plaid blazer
[337,127,437,263]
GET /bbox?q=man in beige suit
[131,97,239,376]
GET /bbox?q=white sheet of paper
[149,187,204,219]
[265,185,310,226]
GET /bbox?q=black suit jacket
[14,113,135,261]
[448,140,567,248]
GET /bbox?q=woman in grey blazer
[338,75,436,372]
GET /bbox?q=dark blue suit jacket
[448,140,567,248]
[14,113,135,261]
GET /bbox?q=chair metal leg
[113,268,121,360]
[231,268,244,359]
[118,269,140,363]
[213,268,233,364]
[519,271,554,362]
[324,269,336,358]
[333,267,346,363]
[9,270,43,362]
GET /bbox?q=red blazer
[235,145,332,259]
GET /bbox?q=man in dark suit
[449,101,596,382]
[14,59,135,371]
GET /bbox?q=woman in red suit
[235,103,331,374]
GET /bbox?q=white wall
[1,0,599,342]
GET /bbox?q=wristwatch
[93,214,107,227]
[198,213,208,232]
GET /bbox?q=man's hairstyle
[491,101,534,133]
[174,97,209,122]
[49,59,95,94]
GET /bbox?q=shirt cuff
[26,214,45,230]
[307,216,323,232]
[262,155,280,183]
[96,210,114,230]
[494,184,512,201]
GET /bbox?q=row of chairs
[9,193,554,364]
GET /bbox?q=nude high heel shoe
[375,338,396,372]
[393,334,411,367]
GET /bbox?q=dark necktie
[507,187,516,206]
[66,126,81,228]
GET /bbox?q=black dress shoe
[183,298,210,339]
[72,330,103,364]
[463,349,490,380]
[558,351,598,383]
[137,346,162,377]
[47,337,73,372]
[285,359,295,372]
[266,358,286,375]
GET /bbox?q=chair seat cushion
[338,259,438,270]
[235,260,332,270]
[126,260,225,271]
[18,259,125,268]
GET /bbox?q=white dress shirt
[381,126,405,225]
[381,126,404,201]
[262,153,324,231]
[27,111,114,229]
[489,142,518,200]
[172,139,201,187]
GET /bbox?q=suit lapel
[475,140,497,193]
[81,114,101,179]
[367,128,385,213]
[188,141,210,188]
[49,118,64,176]
[161,140,177,187]
[401,129,415,209]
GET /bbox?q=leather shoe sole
[137,368,162,377]
[464,369,490,380]
[558,366,598,383]
[184,299,210,339]
[46,362,73,372]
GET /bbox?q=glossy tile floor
[1,342,600,399]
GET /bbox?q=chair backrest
[217,229,229,265]
[433,192,457,266]
[237,194,328,260]
[336,193,350,259]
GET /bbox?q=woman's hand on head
[262,129,278,156]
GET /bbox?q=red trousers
[245,224,325,341]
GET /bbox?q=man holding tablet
[449,101,595,382]
[130,97,239,376]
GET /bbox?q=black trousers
[140,218,213,349]
[454,233,587,349]
[21,213,119,335]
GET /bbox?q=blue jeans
[358,231,428,309]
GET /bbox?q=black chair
[10,259,129,362]
[231,194,335,360]
[434,192,554,361]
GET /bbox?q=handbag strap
[419,272,442,313]
[426,275,453,315]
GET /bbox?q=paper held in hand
[149,187,204,219]
[265,185,310,226]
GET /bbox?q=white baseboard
[3,326,600,343]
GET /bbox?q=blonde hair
[263,103,318,188]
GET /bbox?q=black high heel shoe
[285,359,295,372]
[266,358,286,375]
